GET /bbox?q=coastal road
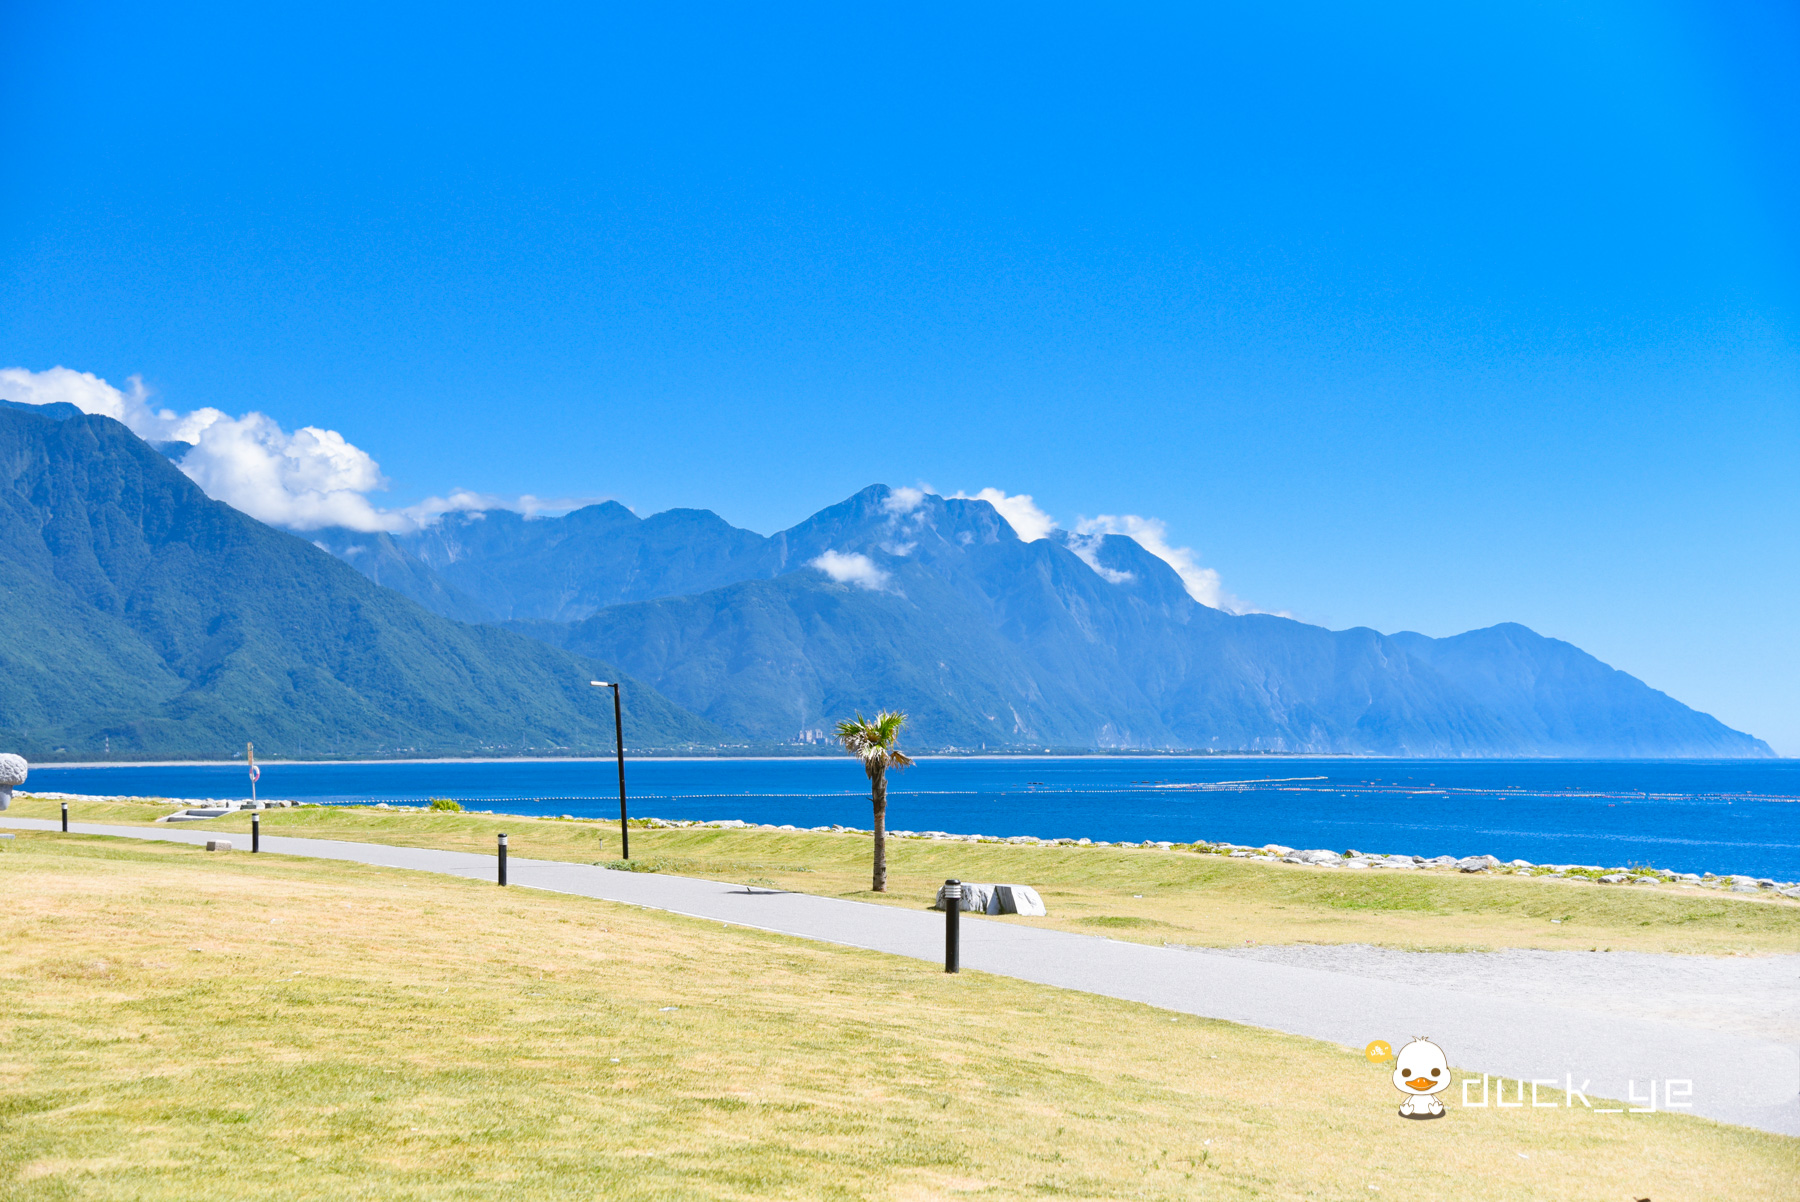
[8,816,1797,1137]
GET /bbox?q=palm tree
[835,711,913,892]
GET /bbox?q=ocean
[23,756,1800,880]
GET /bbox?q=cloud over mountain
[809,549,890,590]
[954,485,1253,612]
[0,366,496,533]
[1,366,1254,609]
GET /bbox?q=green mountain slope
[0,406,719,759]
[514,488,1771,757]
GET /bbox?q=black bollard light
[943,879,961,973]
[498,832,508,886]
[252,811,260,853]
[61,801,69,832]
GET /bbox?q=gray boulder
[1289,849,1345,865]
[934,882,997,913]
[1456,855,1499,873]
[1598,873,1630,884]
[994,885,1047,916]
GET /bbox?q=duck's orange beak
[1406,1078,1434,1091]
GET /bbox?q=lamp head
[590,681,611,687]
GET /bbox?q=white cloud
[953,487,1057,542]
[0,366,495,534]
[882,485,926,514]
[1064,534,1137,585]
[1,365,158,426]
[948,484,1265,610]
[809,549,890,590]
[1073,514,1253,613]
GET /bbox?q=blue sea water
[25,756,1800,880]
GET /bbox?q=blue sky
[3,1,1796,750]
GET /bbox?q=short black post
[497,832,508,886]
[61,802,69,832]
[252,811,261,853]
[943,879,961,973]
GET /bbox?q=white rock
[205,840,234,852]
[994,884,1047,916]
[1263,844,1295,856]
[934,883,1001,913]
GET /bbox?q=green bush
[428,797,463,812]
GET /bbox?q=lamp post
[591,681,629,860]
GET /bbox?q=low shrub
[427,798,463,812]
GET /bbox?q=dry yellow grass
[14,794,1799,955]
[1,829,1795,1200]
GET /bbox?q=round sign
[1364,1039,1393,1063]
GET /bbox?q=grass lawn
[13,795,1800,956]
[2,830,1795,1200]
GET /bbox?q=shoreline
[17,791,1800,898]
[20,753,1312,768]
[22,752,1790,769]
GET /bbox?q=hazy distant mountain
[322,485,1772,757]
[0,405,720,759]
[314,503,785,622]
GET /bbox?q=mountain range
[318,483,1772,758]
[0,403,718,759]
[0,395,1771,759]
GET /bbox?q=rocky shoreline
[20,792,1799,899]
[629,816,1800,900]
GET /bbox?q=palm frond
[834,710,910,777]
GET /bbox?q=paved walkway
[7,816,1796,1136]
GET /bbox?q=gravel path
[7,816,1797,1137]
[1205,944,1800,1045]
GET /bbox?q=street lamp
[591,681,629,860]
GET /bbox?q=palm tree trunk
[871,766,888,892]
